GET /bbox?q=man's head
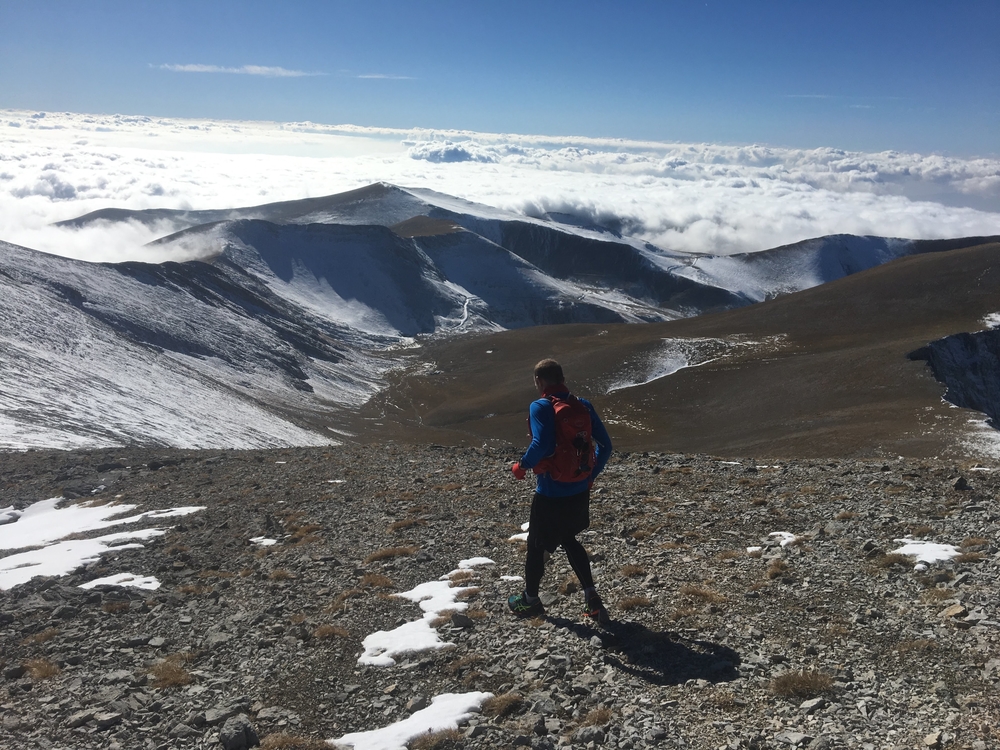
[533,359,564,391]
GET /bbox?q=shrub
[874,553,912,569]
[767,559,789,579]
[389,518,425,533]
[269,569,295,581]
[580,706,612,726]
[620,564,647,577]
[21,627,60,645]
[360,573,395,589]
[558,575,579,595]
[408,728,463,750]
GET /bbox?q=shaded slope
[355,241,1000,459]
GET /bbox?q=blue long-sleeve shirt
[519,389,612,497]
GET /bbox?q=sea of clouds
[2,109,1000,264]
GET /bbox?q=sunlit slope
[356,240,1000,459]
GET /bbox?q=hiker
[508,358,613,623]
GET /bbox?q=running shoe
[508,592,545,618]
[583,592,611,625]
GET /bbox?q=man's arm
[519,398,555,469]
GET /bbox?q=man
[508,358,612,623]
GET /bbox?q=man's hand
[511,462,527,480]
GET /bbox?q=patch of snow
[769,532,798,547]
[250,537,277,547]
[982,312,1000,330]
[746,546,763,554]
[332,691,492,750]
[891,538,961,571]
[80,572,161,590]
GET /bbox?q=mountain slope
[354,240,1000,459]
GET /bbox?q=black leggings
[525,534,594,597]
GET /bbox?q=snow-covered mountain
[3,183,990,451]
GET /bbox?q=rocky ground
[1,444,998,750]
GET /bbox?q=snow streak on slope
[0,240,390,450]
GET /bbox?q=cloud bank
[1,109,999,263]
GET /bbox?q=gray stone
[573,725,606,744]
[94,711,122,730]
[169,722,201,738]
[205,706,242,726]
[65,709,94,728]
[219,714,260,750]
[776,731,813,745]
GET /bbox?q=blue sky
[2,0,998,156]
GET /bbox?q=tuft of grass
[921,587,954,603]
[955,552,985,564]
[197,569,235,579]
[874,553,912,569]
[834,511,856,520]
[149,656,193,689]
[312,624,350,640]
[430,609,458,628]
[446,654,483,674]
[679,585,727,603]
[408,728,463,750]
[580,706,612,726]
[705,691,740,711]
[907,524,934,537]
[669,606,699,621]
[269,569,295,581]
[455,587,480,600]
[766,559,789,580]
[618,596,652,611]
[21,627,60,645]
[388,518,425,533]
[751,497,768,507]
[482,691,523,718]
[178,584,214,595]
[770,670,834,699]
[896,639,937,653]
[364,546,419,563]
[716,549,741,561]
[360,573,395,589]
[448,570,475,585]
[960,536,988,549]
[558,575,579,595]
[620,564,647,577]
[260,733,331,749]
[24,658,60,680]
[465,607,488,620]
[327,587,364,612]
[102,600,130,614]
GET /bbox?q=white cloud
[2,108,999,263]
[158,63,319,77]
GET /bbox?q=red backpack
[533,393,596,482]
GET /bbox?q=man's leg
[524,541,546,598]
[561,535,594,590]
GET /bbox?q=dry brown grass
[312,624,350,640]
[21,627,60,645]
[921,587,955,603]
[482,691,523,718]
[751,497,768,506]
[269,569,295,581]
[896,639,937,653]
[955,552,985,564]
[907,524,934,537]
[408,728,463,750]
[618,596,652,611]
[705,691,740,711]
[874,553,912,569]
[24,658,60,680]
[669,606,700,621]
[770,670,834,699]
[960,536,988,548]
[766,559,789,579]
[327,587,364,612]
[388,518,426,533]
[455,587,480,600]
[430,609,458,628]
[679,584,727,603]
[446,654,483,674]
[102,601,130,614]
[149,652,196,688]
[558,574,579,595]
[747,547,764,558]
[465,607,488,621]
[716,549,741,561]
[260,733,330,749]
[197,569,235,579]
[447,570,475,585]
[834,511,856,520]
[360,573,395,589]
[364,546,419,563]
[658,541,687,550]
[620,564,647,577]
[580,706,612,726]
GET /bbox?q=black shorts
[527,490,590,554]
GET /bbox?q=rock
[219,714,260,750]
[940,603,968,619]
[94,711,122,730]
[573,726,606,744]
[924,731,942,748]
[776,731,813,745]
[65,710,94,728]
[451,612,474,629]
[170,722,201,738]
[800,697,826,714]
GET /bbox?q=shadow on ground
[548,616,741,686]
